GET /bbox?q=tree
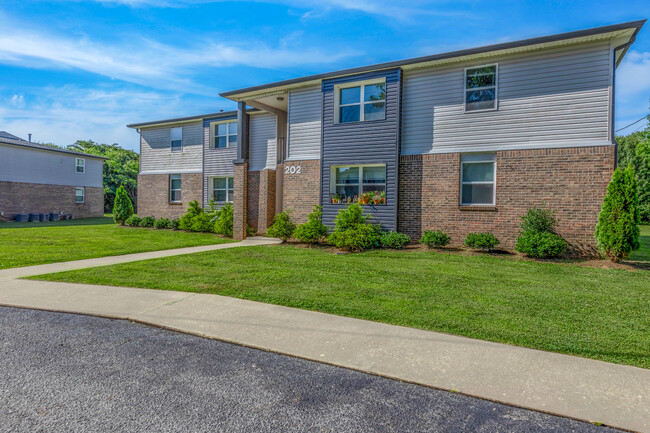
[594,167,640,261]
[113,185,134,225]
[67,140,139,213]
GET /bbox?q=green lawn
[629,225,650,263]
[0,216,234,269]
[33,244,650,369]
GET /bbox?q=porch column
[233,101,250,240]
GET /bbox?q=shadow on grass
[0,216,115,229]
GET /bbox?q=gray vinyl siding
[249,113,277,171]
[140,122,203,173]
[321,68,402,231]
[287,86,322,160]
[0,143,103,187]
[203,115,237,206]
[401,42,613,155]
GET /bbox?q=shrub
[327,204,381,252]
[380,231,411,249]
[179,201,203,231]
[124,215,141,227]
[139,216,156,228]
[294,205,329,244]
[154,217,171,229]
[419,230,451,248]
[515,231,567,259]
[594,167,641,261]
[267,209,296,242]
[190,213,213,232]
[464,232,499,250]
[213,203,234,237]
[112,184,134,224]
[519,206,558,234]
[170,218,181,230]
[246,224,256,237]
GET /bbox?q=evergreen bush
[515,231,566,258]
[464,232,499,250]
[267,209,296,242]
[213,203,234,237]
[170,218,181,230]
[294,205,329,244]
[112,184,134,224]
[327,204,381,251]
[419,230,451,248]
[154,217,171,229]
[380,231,411,249]
[178,201,202,231]
[594,167,641,261]
[139,216,155,228]
[124,215,141,227]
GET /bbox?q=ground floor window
[460,153,496,205]
[211,176,234,202]
[75,187,85,203]
[170,174,181,202]
[330,164,386,205]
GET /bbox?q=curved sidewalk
[0,243,647,432]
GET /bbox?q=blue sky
[1,0,649,152]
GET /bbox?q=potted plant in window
[372,191,382,205]
[380,191,386,205]
[358,193,370,205]
[331,193,341,204]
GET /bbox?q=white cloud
[616,51,650,98]
[10,94,25,108]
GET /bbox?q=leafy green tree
[616,109,650,223]
[594,167,640,261]
[112,184,134,224]
[67,140,139,213]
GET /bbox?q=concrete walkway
[0,245,648,432]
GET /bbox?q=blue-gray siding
[203,115,237,206]
[249,113,277,171]
[287,86,322,160]
[320,68,402,231]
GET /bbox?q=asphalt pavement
[0,306,620,433]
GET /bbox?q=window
[336,80,386,123]
[211,177,234,202]
[330,165,386,203]
[464,64,497,112]
[75,187,85,204]
[171,127,182,152]
[75,158,85,174]
[460,153,496,205]
[213,121,237,148]
[169,174,181,202]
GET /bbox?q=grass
[0,216,234,269]
[629,225,650,263]
[33,244,650,369]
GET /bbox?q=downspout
[611,24,643,167]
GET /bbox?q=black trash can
[49,213,60,222]
[16,213,29,222]
[39,213,49,222]
[29,213,40,222]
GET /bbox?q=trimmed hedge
[139,216,155,228]
[419,230,450,248]
[294,205,329,244]
[516,231,567,259]
[154,217,171,229]
[125,215,141,227]
[464,232,499,250]
[380,231,411,249]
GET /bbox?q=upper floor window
[169,174,181,202]
[460,153,496,205]
[75,158,85,174]
[75,187,85,204]
[171,127,182,152]
[330,164,386,204]
[464,64,497,112]
[211,177,234,202]
[213,121,237,148]
[336,80,386,123]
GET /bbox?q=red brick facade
[257,169,276,233]
[279,160,321,224]
[246,171,260,232]
[137,173,202,219]
[398,146,615,254]
[0,181,103,219]
[232,163,248,240]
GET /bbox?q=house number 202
[285,165,302,174]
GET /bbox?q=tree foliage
[112,184,134,224]
[67,140,139,213]
[594,167,640,261]
[616,116,650,223]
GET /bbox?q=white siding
[249,113,277,171]
[287,86,322,160]
[0,144,103,187]
[140,122,203,173]
[203,122,237,206]
[401,42,613,154]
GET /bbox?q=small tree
[594,167,641,261]
[267,209,296,242]
[294,205,329,244]
[112,184,134,224]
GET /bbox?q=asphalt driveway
[0,307,618,433]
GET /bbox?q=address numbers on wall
[284,165,302,174]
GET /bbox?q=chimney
[28,133,32,142]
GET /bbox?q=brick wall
[279,160,321,224]
[0,181,103,219]
[233,163,248,240]
[399,146,615,254]
[246,171,260,232]
[257,169,276,233]
[137,173,202,219]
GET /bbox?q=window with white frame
[75,187,85,203]
[213,121,237,148]
[464,64,497,112]
[75,158,85,174]
[169,174,181,202]
[211,177,234,202]
[171,127,182,152]
[460,153,496,205]
[330,165,386,204]
[336,80,386,123]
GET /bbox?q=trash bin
[29,213,40,222]
[16,213,29,222]
[49,213,60,221]
[39,213,49,222]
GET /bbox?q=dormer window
[464,64,497,112]
[335,79,386,123]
